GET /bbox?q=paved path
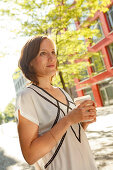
[0,123,35,170]
[87,106,113,170]
[0,106,113,170]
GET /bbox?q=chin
[48,70,56,77]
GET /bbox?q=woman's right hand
[67,100,96,125]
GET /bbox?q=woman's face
[30,38,57,78]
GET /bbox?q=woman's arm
[18,100,96,165]
[18,110,71,165]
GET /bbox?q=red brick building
[74,1,113,107]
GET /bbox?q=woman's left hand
[81,117,96,131]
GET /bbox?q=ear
[29,61,33,67]
[28,62,33,72]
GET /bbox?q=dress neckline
[32,84,69,107]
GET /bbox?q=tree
[0,111,4,124]
[12,67,21,80]
[3,100,16,123]
[0,0,111,91]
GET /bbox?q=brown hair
[18,35,48,85]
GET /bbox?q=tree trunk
[59,71,68,92]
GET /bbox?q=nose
[48,52,56,61]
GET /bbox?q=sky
[0,0,76,112]
[0,1,55,111]
[0,15,28,111]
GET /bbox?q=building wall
[75,1,113,107]
[13,72,29,97]
[13,71,29,116]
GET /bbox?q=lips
[47,65,55,67]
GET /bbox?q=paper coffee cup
[74,95,91,106]
[74,95,93,122]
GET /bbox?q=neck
[37,76,53,90]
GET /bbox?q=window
[79,68,89,81]
[99,80,113,105]
[18,81,20,89]
[90,19,104,44]
[21,76,25,85]
[106,86,113,100]
[15,83,18,91]
[83,87,95,101]
[107,43,113,66]
[20,79,22,87]
[90,52,105,73]
[106,5,113,31]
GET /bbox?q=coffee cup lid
[74,95,91,102]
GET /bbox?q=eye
[40,51,47,56]
[52,51,56,55]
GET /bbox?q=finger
[88,109,97,114]
[87,111,96,116]
[81,113,94,122]
[78,100,95,108]
[89,109,96,113]
[93,102,97,107]
[85,115,96,121]
[88,117,96,124]
[94,117,96,121]
[83,105,96,112]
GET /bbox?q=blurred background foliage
[0,99,16,124]
[0,0,111,91]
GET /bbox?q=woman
[17,35,97,170]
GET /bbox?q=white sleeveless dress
[17,84,97,170]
